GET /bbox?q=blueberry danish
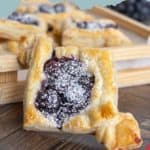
[8,11,47,32]
[24,36,142,150]
[62,19,132,48]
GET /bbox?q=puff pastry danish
[7,11,47,32]
[36,2,93,45]
[15,1,93,45]
[62,19,132,48]
[0,19,53,67]
[24,35,142,150]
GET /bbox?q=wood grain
[1,44,150,72]
[0,86,149,150]
[0,67,150,104]
[0,51,21,72]
[110,45,150,61]
[0,81,25,105]
[118,67,150,87]
[91,6,150,37]
[0,71,17,83]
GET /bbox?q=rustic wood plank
[119,89,150,118]
[0,67,150,105]
[91,6,150,37]
[0,51,21,72]
[120,85,150,99]
[0,129,103,150]
[0,104,22,140]
[0,86,149,150]
[1,45,150,72]
[118,67,150,88]
[110,45,150,61]
[0,71,17,83]
[0,81,25,105]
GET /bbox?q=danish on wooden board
[24,35,142,150]
[62,19,132,48]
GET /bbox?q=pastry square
[62,19,132,48]
[24,36,142,150]
[0,20,53,67]
[24,35,118,132]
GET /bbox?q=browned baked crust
[62,19,132,48]
[23,35,142,150]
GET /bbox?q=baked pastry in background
[8,11,47,32]
[0,19,53,67]
[62,19,132,48]
[24,35,142,150]
[16,1,93,45]
[36,2,93,45]
[17,0,52,13]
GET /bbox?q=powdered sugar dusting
[74,20,117,30]
[8,12,39,25]
[35,57,94,129]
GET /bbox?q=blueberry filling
[76,21,118,30]
[39,3,66,14]
[35,57,94,129]
[8,12,39,26]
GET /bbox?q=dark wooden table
[0,85,150,150]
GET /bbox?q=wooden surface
[0,85,149,150]
[0,81,25,104]
[0,71,17,83]
[1,45,150,72]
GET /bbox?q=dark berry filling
[107,0,150,22]
[76,21,117,30]
[39,3,66,14]
[35,57,94,129]
[8,12,39,26]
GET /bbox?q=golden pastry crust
[0,34,53,67]
[24,36,142,149]
[0,19,54,67]
[36,4,93,45]
[62,19,132,48]
[96,112,142,150]
[24,35,57,131]
[17,1,93,45]
[17,0,51,13]
[0,33,38,67]
[8,12,48,32]
[24,36,118,132]
[0,19,45,41]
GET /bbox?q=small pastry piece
[0,19,44,41]
[7,11,58,46]
[16,1,93,45]
[62,19,132,48]
[36,2,93,45]
[8,12,47,33]
[24,36,142,149]
[0,19,53,67]
[96,112,142,150]
[0,18,43,58]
